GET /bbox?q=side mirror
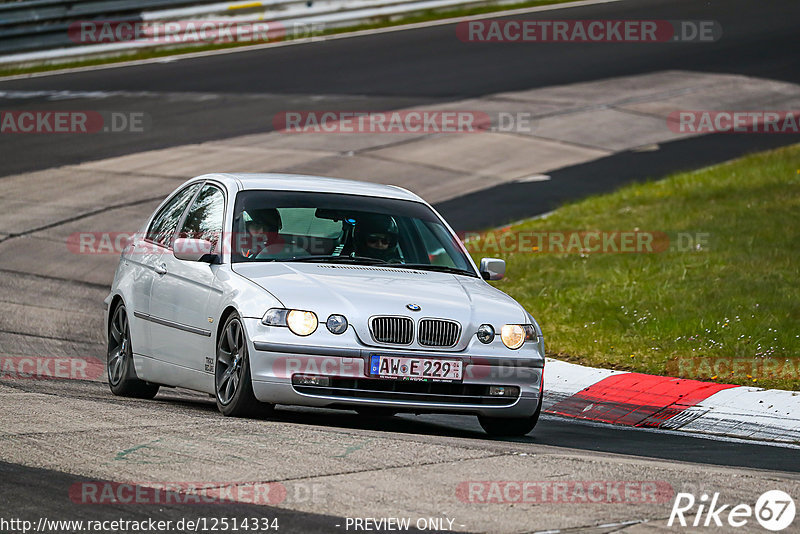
[479,257,505,281]
[174,238,216,263]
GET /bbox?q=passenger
[354,214,401,262]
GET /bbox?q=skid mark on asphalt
[0,195,165,244]
[0,267,109,290]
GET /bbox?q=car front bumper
[244,319,544,418]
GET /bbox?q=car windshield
[231,190,476,276]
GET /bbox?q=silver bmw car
[104,173,545,436]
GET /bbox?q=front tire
[215,313,265,417]
[478,393,542,437]
[107,302,159,399]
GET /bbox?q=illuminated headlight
[326,314,348,335]
[500,324,537,349]
[476,324,495,344]
[262,308,318,337]
[287,310,318,336]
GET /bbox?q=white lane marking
[0,90,138,100]
[516,173,551,182]
[0,89,342,101]
[631,143,660,152]
[0,0,623,81]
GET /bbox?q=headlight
[501,324,537,349]
[262,308,318,337]
[287,310,318,336]
[326,314,348,334]
[476,324,495,344]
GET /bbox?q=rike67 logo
[668,490,795,531]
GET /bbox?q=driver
[354,214,401,262]
[239,208,284,259]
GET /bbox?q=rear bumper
[247,339,543,418]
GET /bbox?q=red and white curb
[543,359,800,444]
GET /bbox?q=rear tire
[107,302,159,399]
[478,393,542,437]
[215,313,265,417]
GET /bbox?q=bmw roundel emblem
[406,303,421,311]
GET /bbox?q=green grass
[0,0,576,78]
[469,145,800,390]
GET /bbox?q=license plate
[369,355,462,382]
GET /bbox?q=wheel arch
[107,293,125,334]
[216,306,240,344]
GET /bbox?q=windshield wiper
[385,263,477,276]
[277,255,389,264]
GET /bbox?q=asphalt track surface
[0,0,799,177]
[2,0,800,531]
[2,379,799,533]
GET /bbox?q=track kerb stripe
[547,373,738,427]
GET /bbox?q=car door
[129,182,201,358]
[148,182,226,375]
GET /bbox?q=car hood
[232,262,528,350]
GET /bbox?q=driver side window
[147,184,201,248]
[179,184,225,252]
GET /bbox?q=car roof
[195,173,423,203]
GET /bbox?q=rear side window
[179,184,225,252]
[147,183,201,248]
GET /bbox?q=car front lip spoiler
[252,341,544,368]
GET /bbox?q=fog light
[488,386,519,397]
[476,324,495,344]
[326,314,348,335]
[292,375,330,387]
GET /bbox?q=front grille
[294,378,520,406]
[418,319,460,347]
[370,316,413,345]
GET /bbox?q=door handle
[154,263,168,275]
